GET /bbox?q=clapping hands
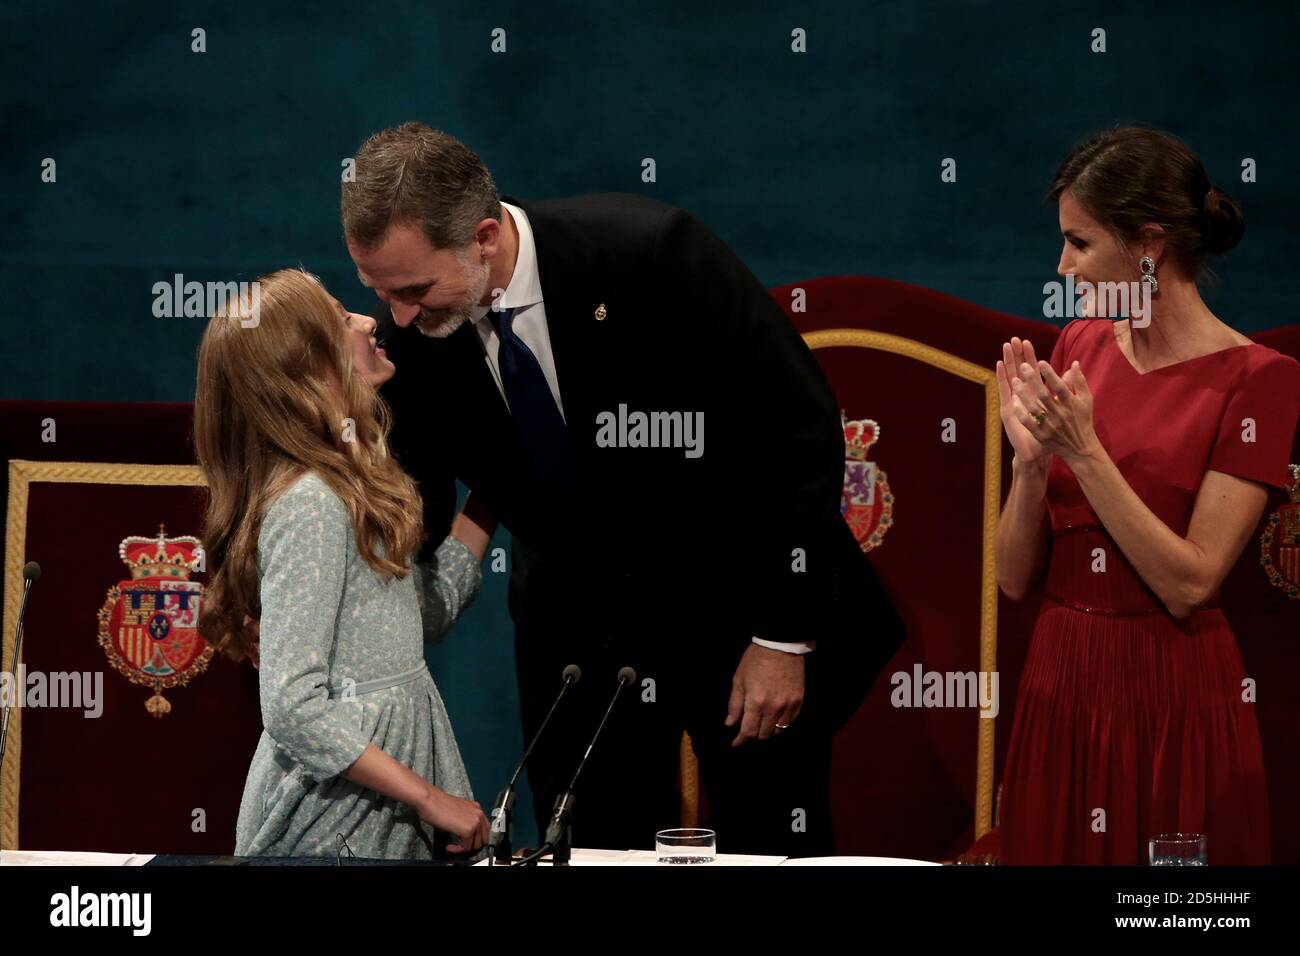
[996,337,1099,465]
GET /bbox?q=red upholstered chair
[769,276,1061,861]
[1221,326,1300,864]
[0,401,262,854]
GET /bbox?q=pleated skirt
[1000,600,1270,864]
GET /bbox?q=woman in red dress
[995,127,1300,864]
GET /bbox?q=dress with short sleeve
[1000,318,1300,864]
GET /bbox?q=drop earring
[1139,255,1159,294]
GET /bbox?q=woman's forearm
[1066,447,1213,618]
[996,456,1051,600]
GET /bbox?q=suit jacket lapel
[504,194,602,445]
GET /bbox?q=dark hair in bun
[1201,185,1245,256]
[1048,126,1244,278]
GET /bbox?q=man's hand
[725,643,805,747]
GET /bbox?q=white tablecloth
[0,850,155,866]
[474,849,938,866]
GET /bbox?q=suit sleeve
[650,205,851,644]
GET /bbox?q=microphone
[0,563,42,780]
[488,663,580,865]
[519,665,637,866]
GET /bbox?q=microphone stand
[0,563,40,852]
[489,664,580,865]
[516,666,636,867]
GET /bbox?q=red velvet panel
[1220,326,1300,864]
[1,400,261,853]
[774,277,1059,859]
[15,481,261,853]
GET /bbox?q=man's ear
[473,216,502,259]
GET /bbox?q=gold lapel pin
[594,303,607,321]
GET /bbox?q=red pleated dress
[1000,317,1300,865]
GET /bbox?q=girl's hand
[419,785,490,855]
[1009,358,1102,464]
[997,338,1048,465]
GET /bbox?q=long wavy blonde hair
[194,268,423,662]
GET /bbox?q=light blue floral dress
[234,472,481,859]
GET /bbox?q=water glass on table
[1149,833,1207,866]
[656,828,716,864]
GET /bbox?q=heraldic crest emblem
[1260,464,1300,600]
[97,525,215,716]
[840,414,893,553]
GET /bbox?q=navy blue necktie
[490,307,577,491]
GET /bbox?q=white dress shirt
[472,202,813,656]
[469,202,564,420]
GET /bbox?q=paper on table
[0,850,156,866]
[779,855,939,866]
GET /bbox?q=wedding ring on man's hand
[774,723,790,733]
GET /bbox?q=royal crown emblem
[1260,464,1300,600]
[841,414,893,552]
[97,525,214,716]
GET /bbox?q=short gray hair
[341,122,501,251]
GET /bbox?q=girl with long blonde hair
[195,267,492,859]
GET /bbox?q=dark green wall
[5,0,1298,846]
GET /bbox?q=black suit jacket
[378,193,903,726]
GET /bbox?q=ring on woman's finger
[1032,408,1047,426]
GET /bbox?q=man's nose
[389,302,419,328]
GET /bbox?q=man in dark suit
[341,122,903,857]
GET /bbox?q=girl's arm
[417,492,496,642]
[342,744,489,854]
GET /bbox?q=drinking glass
[1149,833,1207,866]
[656,828,716,864]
